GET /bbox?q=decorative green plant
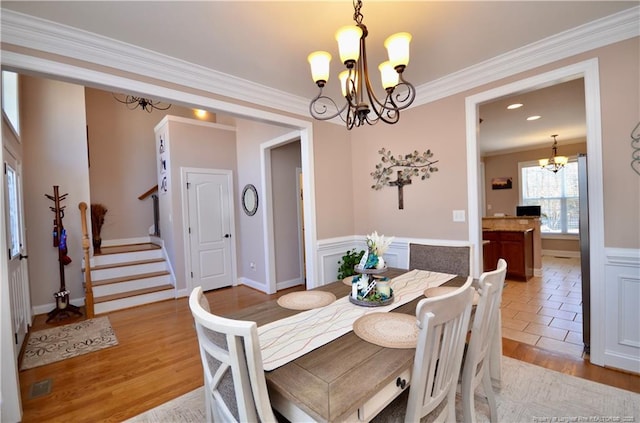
[337,249,365,280]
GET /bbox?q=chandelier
[539,134,568,173]
[307,0,416,129]
[113,94,171,113]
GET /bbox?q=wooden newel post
[79,202,94,318]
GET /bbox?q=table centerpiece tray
[349,293,394,307]
[354,265,388,275]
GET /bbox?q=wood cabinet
[482,229,533,281]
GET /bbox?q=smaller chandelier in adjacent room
[113,94,171,113]
[307,0,416,129]
[539,134,568,173]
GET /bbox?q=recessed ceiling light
[527,115,541,121]
[507,103,523,110]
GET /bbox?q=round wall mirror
[242,184,258,216]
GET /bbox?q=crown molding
[1,6,638,118]
[413,6,640,107]
[0,9,310,116]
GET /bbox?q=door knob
[19,254,28,260]
[224,234,231,238]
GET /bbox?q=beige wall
[350,94,470,240]
[271,141,302,284]
[483,141,587,217]
[313,121,354,239]
[156,117,237,290]
[234,118,293,287]
[21,75,90,307]
[543,238,579,253]
[598,38,640,249]
[85,88,215,241]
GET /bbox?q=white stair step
[90,259,167,280]
[90,248,163,267]
[92,272,171,297]
[94,286,174,314]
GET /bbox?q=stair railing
[138,185,160,237]
[78,202,95,318]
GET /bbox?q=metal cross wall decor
[371,148,439,209]
[388,171,412,209]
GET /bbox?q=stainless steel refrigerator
[578,154,590,354]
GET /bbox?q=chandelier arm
[309,88,348,122]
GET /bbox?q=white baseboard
[276,277,304,291]
[239,277,269,294]
[32,297,85,316]
[542,249,580,258]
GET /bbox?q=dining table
[225,268,501,423]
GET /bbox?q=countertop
[482,228,534,233]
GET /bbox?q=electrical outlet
[453,210,466,222]
[249,262,256,271]
[487,204,492,210]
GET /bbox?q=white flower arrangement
[366,231,394,256]
[356,231,394,270]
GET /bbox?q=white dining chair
[371,277,474,423]
[461,258,507,423]
[409,243,471,277]
[189,286,277,423]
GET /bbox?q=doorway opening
[465,58,606,366]
[261,133,307,294]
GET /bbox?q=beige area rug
[277,291,337,310]
[126,356,640,422]
[20,316,118,371]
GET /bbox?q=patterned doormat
[20,316,118,371]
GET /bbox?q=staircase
[84,242,174,314]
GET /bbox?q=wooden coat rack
[46,185,82,322]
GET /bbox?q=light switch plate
[453,210,466,222]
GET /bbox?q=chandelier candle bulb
[308,51,332,85]
[379,61,399,90]
[336,25,363,64]
[339,70,350,97]
[384,32,412,69]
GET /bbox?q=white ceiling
[1,1,635,153]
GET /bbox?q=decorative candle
[377,281,391,297]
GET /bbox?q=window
[2,70,20,136]
[5,162,21,257]
[520,159,579,235]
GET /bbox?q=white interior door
[3,148,30,353]
[187,171,234,291]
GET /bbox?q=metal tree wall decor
[371,148,439,209]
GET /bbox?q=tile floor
[501,255,586,357]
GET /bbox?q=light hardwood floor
[18,282,639,423]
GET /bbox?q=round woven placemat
[424,286,480,305]
[277,291,337,310]
[353,312,418,349]
[342,275,355,286]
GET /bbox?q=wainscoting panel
[604,248,640,374]
[315,236,473,285]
